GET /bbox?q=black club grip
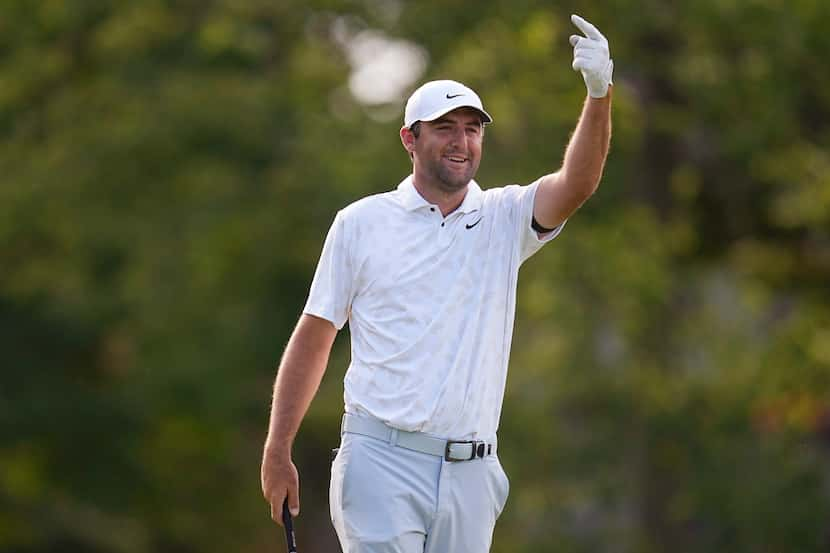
[282,498,297,553]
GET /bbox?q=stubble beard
[426,157,479,194]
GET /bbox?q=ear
[400,126,416,155]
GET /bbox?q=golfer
[262,14,613,552]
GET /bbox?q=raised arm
[533,14,613,230]
[261,313,338,525]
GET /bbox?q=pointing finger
[571,14,603,40]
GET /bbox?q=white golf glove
[569,14,613,98]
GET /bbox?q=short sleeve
[303,211,354,329]
[513,178,566,263]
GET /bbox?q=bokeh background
[3,0,830,552]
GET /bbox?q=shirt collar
[397,175,483,214]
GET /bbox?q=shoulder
[482,183,522,198]
[334,189,403,243]
[339,189,400,222]
[481,180,540,206]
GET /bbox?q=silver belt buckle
[445,440,487,462]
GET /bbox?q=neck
[411,171,469,217]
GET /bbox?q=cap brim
[414,103,493,127]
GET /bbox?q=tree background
[2,0,829,551]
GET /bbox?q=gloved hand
[569,14,613,98]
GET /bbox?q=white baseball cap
[403,80,493,128]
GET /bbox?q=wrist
[264,436,293,458]
[586,59,613,98]
[588,83,613,99]
[588,86,609,99]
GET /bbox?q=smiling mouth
[444,155,468,164]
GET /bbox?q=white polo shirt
[303,175,563,439]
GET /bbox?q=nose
[448,126,467,149]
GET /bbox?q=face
[403,108,484,193]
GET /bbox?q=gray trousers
[330,429,510,552]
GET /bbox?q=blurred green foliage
[1,0,829,551]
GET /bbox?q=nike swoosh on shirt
[446,93,464,99]
[465,217,483,229]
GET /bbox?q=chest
[352,208,511,301]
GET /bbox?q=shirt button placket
[439,216,453,247]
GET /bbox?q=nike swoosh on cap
[446,93,464,99]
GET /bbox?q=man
[262,14,613,553]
